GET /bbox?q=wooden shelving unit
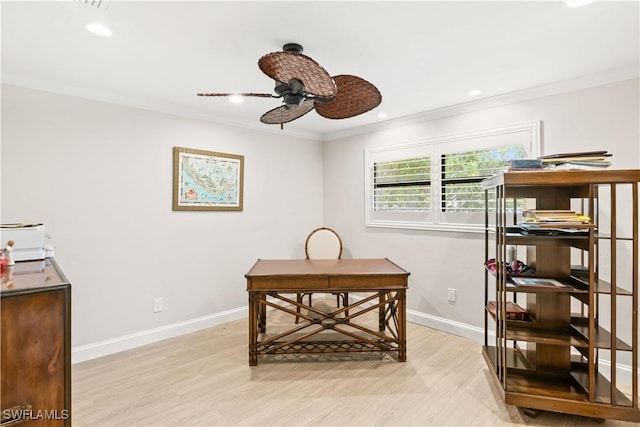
[481,169,640,422]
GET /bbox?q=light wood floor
[73,300,638,426]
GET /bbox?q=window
[365,121,540,232]
[441,145,527,213]
[373,157,431,212]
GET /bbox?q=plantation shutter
[441,145,527,212]
[373,157,431,211]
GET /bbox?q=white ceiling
[2,0,639,140]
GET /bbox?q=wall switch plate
[447,288,456,302]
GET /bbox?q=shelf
[506,326,588,347]
[486,301,528,321]
[481,170,640,188]
[570,322,633,351]
[507,276,588,295]
[484,348,638,413]
[571,364,634,407]
[486,307,537,326]
[488,313,535,327]
[597,234,635,242]
[505,234,588,245]
[505,372,588,401]
[482,345,534,373]
[570,275,633,296]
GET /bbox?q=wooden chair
[295,227,348,323]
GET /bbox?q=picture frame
[173,147,244,211]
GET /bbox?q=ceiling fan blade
[260,99,316,125]
[315,75,381,119]
[197,92,277,98]
[258,52,336,98]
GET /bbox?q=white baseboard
[407,309,486,342]
[407,309,637,385]
[72,304,638,385]
[71,307,247,364]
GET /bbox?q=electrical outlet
[153,297,163,313]
[447,288,456,302]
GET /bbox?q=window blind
[373,157,431,211]
[441,146,526,212]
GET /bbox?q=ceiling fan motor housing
[275,78,306,106]
[284,93,304,107]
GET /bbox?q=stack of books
[487,300,528,320]
[538,150,612,169]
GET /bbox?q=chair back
[305,227,342,260]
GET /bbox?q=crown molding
[4,65,637,143]
[320,66,640,142]
[0,80,322,141]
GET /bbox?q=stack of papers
[538,150,612,169]
[522,210,591,227]
[519,210,594,234]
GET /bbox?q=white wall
[323,78,640,337]
[2,79,638,363]
[1,84,324,358]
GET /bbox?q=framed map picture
[173,147,244,211]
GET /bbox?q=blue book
[509,159,542,169]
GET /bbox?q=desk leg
[379,292,386,332]
[248,292,258,366]
[398,289,407,362]
[259,293,267,333]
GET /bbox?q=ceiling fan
[197,43,382,128]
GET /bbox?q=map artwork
[178,152,240,208]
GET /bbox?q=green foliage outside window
[374,157,431,211]
[442,145,527,212]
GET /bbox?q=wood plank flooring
[72,300,638,426]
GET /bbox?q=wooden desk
[245,258,410,366]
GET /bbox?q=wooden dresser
[1,258,71,426]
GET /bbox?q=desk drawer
[329,276,407,289]
[248,277,329,291]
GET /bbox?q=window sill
[365,220,485,234]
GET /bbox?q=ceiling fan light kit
[198,43,382,127]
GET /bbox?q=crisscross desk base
[245,258,410,366]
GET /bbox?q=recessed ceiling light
[229,95,244,104]
[377,112,388,119]
[563,0,595,8]
[468,89,481,97]
[86,23,112,37]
